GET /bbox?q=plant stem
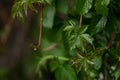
[105,31,115,50]
[42,43,58,51]
[80,15,82,27]
[38,4,43,48]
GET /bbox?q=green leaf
[92,55,102,70]
[69,34,84,51]
[49,61,59,72]
[72,54,94,73]
[57,0,68,14]
[114,70,120,80]
[64,22,93,52]
[43,5,56,28]
[76,0,93,15]
[88,70,98,78]
[80,34,94,45]
[91,17,107,35]
[45,0,53,4]
[64,25,74,31]
[12,1,24,21]
[113,64,120,80]
[55,65,77,80]
[95,0,110,16]
[79,25,88,34]
[36,55,69,72]
[23,0,38,15]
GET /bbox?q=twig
[80,15,82,27]
[38,4,43,48]
[105,31,115,50]
[1,16,14,46]
[42,43,58,52]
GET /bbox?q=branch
[105,31,115,50]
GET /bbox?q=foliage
[11,0,120,80]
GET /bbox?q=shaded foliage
[0,0,120,80]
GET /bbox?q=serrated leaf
[55,65,77,80]
[43,5,56,28]
[12,0,46,21]
[80,34,94,45]
[69,34,84,52]
[64,25,74,31]
[64,23,93,52]
[12,1,24,21]
[95,0,110,16]
[72,55,94,73]
[76,0,93,15]
[27,2,38,13]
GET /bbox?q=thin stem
[80,15,82,27]
[42,43,58,52]
[105,31,115,50]
[38,4,43,48]
[84,45,88,57]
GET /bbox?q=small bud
[34,47,37,51]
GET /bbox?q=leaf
[76,0,93,15]
[113,64,120,80]
[43,5,56,28]
[88,70,98,78]
[12,1,24,21]
[79,25,88,34]
[91,17,107,35]
[64,20,76,36]
[114,70,120,80]
[23,0,38,15]
[64,23,93,52]
[69,34,84,52]
[49,61,59,72]
[36,55,69,72]
[12,0,44,21]
[72,54,94,73]
[57,0,68,14]
[92,55,102,70]
[55,65,77,80]
[80,34,94,45]
[36,55,54,72]
[95,0,110,16]
[64,25,74,31]
[45,0,53,4]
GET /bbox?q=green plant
[12,0,120,80]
